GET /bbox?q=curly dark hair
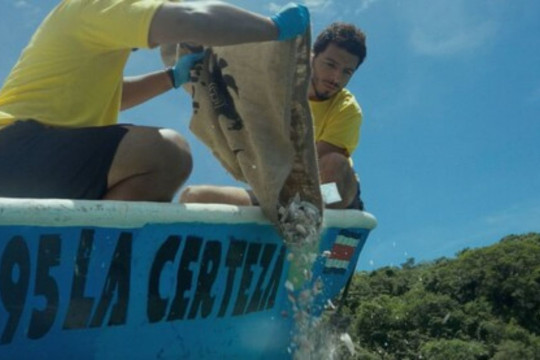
[313,22,367,69]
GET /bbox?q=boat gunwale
[0,197,377,230]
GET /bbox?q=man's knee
[319,152,350,182]
[107,126,192,200]
[318,152,357,209]
[157,128,192,183]
[179,185,199,203]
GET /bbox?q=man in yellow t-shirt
[180,23,367,209]
[0,0,309,200]
[308,23,366,209]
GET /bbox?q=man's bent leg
[0,120,128,199]
[180,153,360,208]
[105,126,192,201]
[318,152,359,209]
[179,185,255,206]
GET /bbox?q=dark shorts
[346,180,365,211]
[0,120,128,199]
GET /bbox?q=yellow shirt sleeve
[310,89,363,156]
[0,0,166,128]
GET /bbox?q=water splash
[278,195,356,359]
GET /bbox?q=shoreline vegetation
[329,232,540,359]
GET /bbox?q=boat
[0,198,376,359]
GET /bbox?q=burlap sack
[161,32,322,227]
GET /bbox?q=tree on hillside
[332,233,540,360]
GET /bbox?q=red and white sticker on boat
[323,231,362,274]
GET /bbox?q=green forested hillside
[334,233,540,359]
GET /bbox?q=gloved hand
[270,3,310,41]
[170,52,205,88]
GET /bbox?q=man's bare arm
[121,70,173,111]
[148,1,278,47]
[316,140,349,159]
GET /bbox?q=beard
[310,77,339,101]
[313,88,332,101]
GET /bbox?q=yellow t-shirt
[0,0,165,128]
[309,88,363,157]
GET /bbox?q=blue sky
[1,0,539,271]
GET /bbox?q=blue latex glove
[171,52,205,88]
[270,3,310,41]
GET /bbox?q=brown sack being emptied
[161,30,323,233]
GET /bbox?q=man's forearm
[316,140,349,158]
[148,1,278,47]
[121,70,173,111]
